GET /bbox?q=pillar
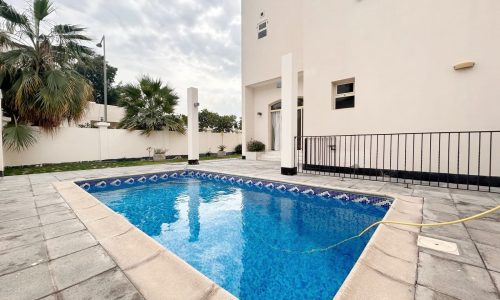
[280,53,298,175]
[95,122,110,161]
[187,87,199,165]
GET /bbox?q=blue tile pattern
[76,170,393,209]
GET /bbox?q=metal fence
[295,131,500,192]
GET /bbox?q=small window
[332,79,355,109]
[258,21,267,39]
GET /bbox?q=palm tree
[0,0,94,150]
[119,76,185,135]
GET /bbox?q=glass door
[271,110,281,151]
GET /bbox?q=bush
[234,144,242,154]
[247,140,265,152]
[154,148,167,154]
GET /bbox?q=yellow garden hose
[258,205,500,254]
[357,204,500,237]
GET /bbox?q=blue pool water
[89,175,387,299]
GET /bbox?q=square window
[332,79,355,109]
[337,83,354,94]
[258,21,267,39]
[258,29,267,39]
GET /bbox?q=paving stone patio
[0,159,499,299]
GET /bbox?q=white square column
[241,86,254,159]
[95,122,110,161]
[187,87,199,165]
[280,53,298,175]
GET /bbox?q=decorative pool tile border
[76,170,393,209]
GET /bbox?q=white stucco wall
[4,128,241,167]
[301,0,500,136]
[76,102,124,126]
[242,0,500,176]
[242,0,303,86]
[249,77,303,150]
[243,0,500,137]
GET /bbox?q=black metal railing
[295,131,500,192]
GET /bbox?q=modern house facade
[241,0,500,181]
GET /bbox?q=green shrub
[247,140,265,152]
[234,144,242,154]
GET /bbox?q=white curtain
[271,111,281,151]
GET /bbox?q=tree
[198,109,219,132]
[118,76,185,135]
[198,108,238,133]
[0,0,94,150]
[75,55,120,105]
[213,114,237,133]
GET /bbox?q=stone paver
[0,216,40,235]
[58,268,143,300]
[39,210,76,225]
[492,272,500,294]
[0,263,55,300]
[477,243,500,273]
[0,227,44,251]
[466,219,500,234]
[0,241,47,276]
[415,285,460,300]
[42,217,86,239]
[49,245,116,290]
[468,228,500,248]
[0,159,499,299]
[417,252,498,300]
[46,230,97,260]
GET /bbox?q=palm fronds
[119,76,185,135]
[0,0,29,31]
[2,118,37,151]
[33,0,54,22]
[0,0,94,149]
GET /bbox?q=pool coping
[53,169,423,300]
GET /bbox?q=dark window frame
[258,20,268,39]
[332,79,355,110]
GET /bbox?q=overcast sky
[9,0,242,116]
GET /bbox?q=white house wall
[242,0,303,86]
[302,0,500,136]
[242,0,500,176]
[250,78,303,150]
[243,0,500,137]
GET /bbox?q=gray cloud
[8,0,241,116]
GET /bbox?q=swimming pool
[79,170,391,299]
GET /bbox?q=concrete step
[258,151,281,162]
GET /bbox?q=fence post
[95,122,110,161]
[187,87,199,165]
